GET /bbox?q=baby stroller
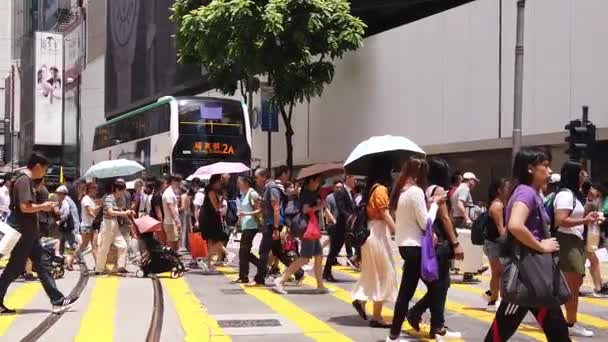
[131,217,185,279]
[34,237,65,279]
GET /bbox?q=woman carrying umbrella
[351,157,398,328]
[199,174,235,270]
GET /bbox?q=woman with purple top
[484,148,570,342]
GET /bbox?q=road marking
[450,281,608,330]
[162,277,230,342]
[298,273,444,341]
[334,266,552,341]
[0,283,41,336]
[216,266,352,342]
[476,273,608,309]
[75,276,120,342]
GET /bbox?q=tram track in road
[146,275,164,342]
[20,264,90,342]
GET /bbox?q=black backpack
[347,184,380,248]
[471,211,489,245]
[225,200,239,226]
[92,197,105,230]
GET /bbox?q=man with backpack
[249,167,304,286]
[0,153,78,314]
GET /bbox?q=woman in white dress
[351,158,398,328]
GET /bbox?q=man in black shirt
[0,153,78,314]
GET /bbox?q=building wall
[249,0,608,168]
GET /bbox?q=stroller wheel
[136,270,145,278]
[171,270,179,279]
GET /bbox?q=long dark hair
[428,158,451,189]
[510,147,550,198]
[559,160,582,195]
[363,157,392,206]
[389,156,429,212]
[488,178,509,204]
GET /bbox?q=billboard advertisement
[34,31,64,145]
[105,0,207,118]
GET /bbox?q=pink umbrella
[192,162,250,177]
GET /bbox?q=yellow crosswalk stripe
[162,276,230,342]
[0,283,41,336]
[75,277,120,342]
[334,266,552,341]
[298,273,448,341]
[450,281,608,330]
[476,273,608,309]
[216,266,352,342]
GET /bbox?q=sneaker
[569,323,594,337]
[486,301,499,312]
[593,286,608,297]
[0,304,16,315]
[21,273,38,282]
[273,278,288,295]
[482,290,492,302]
[431,326,462,340]
[52,296,78,314]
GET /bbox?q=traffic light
[565,107,596,160]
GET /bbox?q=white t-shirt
[162,187,178,225]
[0,185,10,214]
[555,190,585,240]
[395,186,428,247]
[81,195,96,226]
[193,190,205,208]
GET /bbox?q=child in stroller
[33,237,65,279]
[136,232,185,278]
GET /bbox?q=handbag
[501,242,571,308]
[0,222,22,256]
[500,194,571,308]
[421,216,439,282]
[189,232,208,258]
[303,212,322,241]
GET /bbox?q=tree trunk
[280,103,295,174]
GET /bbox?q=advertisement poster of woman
[35,32,64,145]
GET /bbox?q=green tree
[171,0,366,171]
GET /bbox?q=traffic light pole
[512,0,525,161]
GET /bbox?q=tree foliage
[171,0,366,170]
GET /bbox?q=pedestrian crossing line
[162,276,230,342]
[75,276,120,342]
[0,283,41,336]
[215,266,353,342]
[448,282,608,330]
[476,273,608,309]
[333,266,552,342]
[297,274,450,341]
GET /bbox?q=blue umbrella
[82,159,145,179]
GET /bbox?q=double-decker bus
[92,96,252,177]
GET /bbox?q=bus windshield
[178,99,245,137]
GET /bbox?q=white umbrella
[82,159,145,179]
[192,162,250,177]
[344,135,425,175]
[186,174,211,182]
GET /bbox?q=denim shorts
[483,240,502,259]
[300,239,322,258]
[80,225,94,234]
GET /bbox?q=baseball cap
[462,172,480,182]
[56,185,69,194]
[549,173,561,184]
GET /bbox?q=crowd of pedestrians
[0,149,607,342]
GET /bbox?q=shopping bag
[134,216,162,234]
[189,232,208,258]
[0,222,22,256]
[303,212,321,241]
[421,204,439,282]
